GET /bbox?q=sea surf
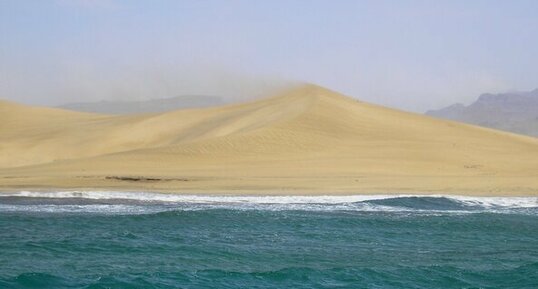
[1,192,537,288]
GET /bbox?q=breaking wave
[0,191,537,215]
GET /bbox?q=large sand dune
[1,85,537,195]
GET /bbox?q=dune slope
[1,85,537,195]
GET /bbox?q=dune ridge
[1,85,537,195]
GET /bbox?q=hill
[426,89,538,137]
[58,95,224,114]
[1,85,537,195]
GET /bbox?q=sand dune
[1,85,537,195]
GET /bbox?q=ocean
[0,192,537,288]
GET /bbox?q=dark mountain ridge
[58,95,224,114]
[426,89,538,137]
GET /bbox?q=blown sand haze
[1,84,537,195]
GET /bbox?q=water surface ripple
[1,192,537,288]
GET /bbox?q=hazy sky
[1,0,537,112]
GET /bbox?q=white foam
[0,191,408,204]
[0,191,536,207]
[449,196,538,208]
[0,204,162,215]
[0,191,536,215]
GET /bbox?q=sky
[1,0,537,112]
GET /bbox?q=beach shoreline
[1,184,536,197]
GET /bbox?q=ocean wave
[0,191,537,215]
[0,203,167,215]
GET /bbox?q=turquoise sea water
[0,192,537,288]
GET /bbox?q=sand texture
[1,85,537,195]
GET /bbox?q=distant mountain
[58,95,224,114]
[426,89,538,137]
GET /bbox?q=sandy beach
[1,85,537,196]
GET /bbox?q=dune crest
[1,84,537,195]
